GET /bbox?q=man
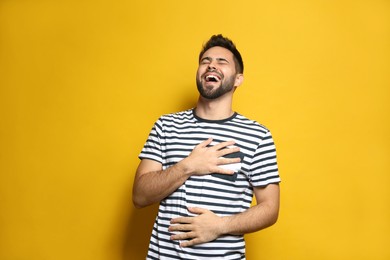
[133,34,281,259]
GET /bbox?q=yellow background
[1,0,389,259]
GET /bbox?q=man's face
[196,46,241,100]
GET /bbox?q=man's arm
[132,158,189,209]
[169,183,280,247]
[132,138,241,208]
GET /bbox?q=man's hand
[181,138,241,176]
[169,207,225,247]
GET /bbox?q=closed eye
[216,58,229,64]
[200,57,212,64]
[200,57,230,65]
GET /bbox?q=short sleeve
[138,118,164,164]
[249,130,281,187]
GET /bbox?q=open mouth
[205,74,221,82]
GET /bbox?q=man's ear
[234,74,244,87]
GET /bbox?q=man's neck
[195,96,234,120]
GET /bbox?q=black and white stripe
[139,109,280,259]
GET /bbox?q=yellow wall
[0,1,389,259]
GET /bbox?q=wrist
[219,216,231,236]
[220,215,242,236]
[176,157,194,177]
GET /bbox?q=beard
[196,74,236,100]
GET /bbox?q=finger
[218,147,241,157]
[210,165,235,175]
[187,207,208,215]
[180,238,202,247]
[170,231,196,241]
[218,157,241,165]
[196,138,213,148]
[212,140,236,150]
[170,217,192,224]
[215,161,244,174]
[169,224,193,232]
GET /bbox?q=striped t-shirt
[139,109,280,260]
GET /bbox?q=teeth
[206,75,218,81]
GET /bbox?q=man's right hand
[180,138,241,176]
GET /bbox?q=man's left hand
[169,207,225,247]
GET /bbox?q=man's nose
[207,63,216,71]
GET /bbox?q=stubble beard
[196,74,236,100]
